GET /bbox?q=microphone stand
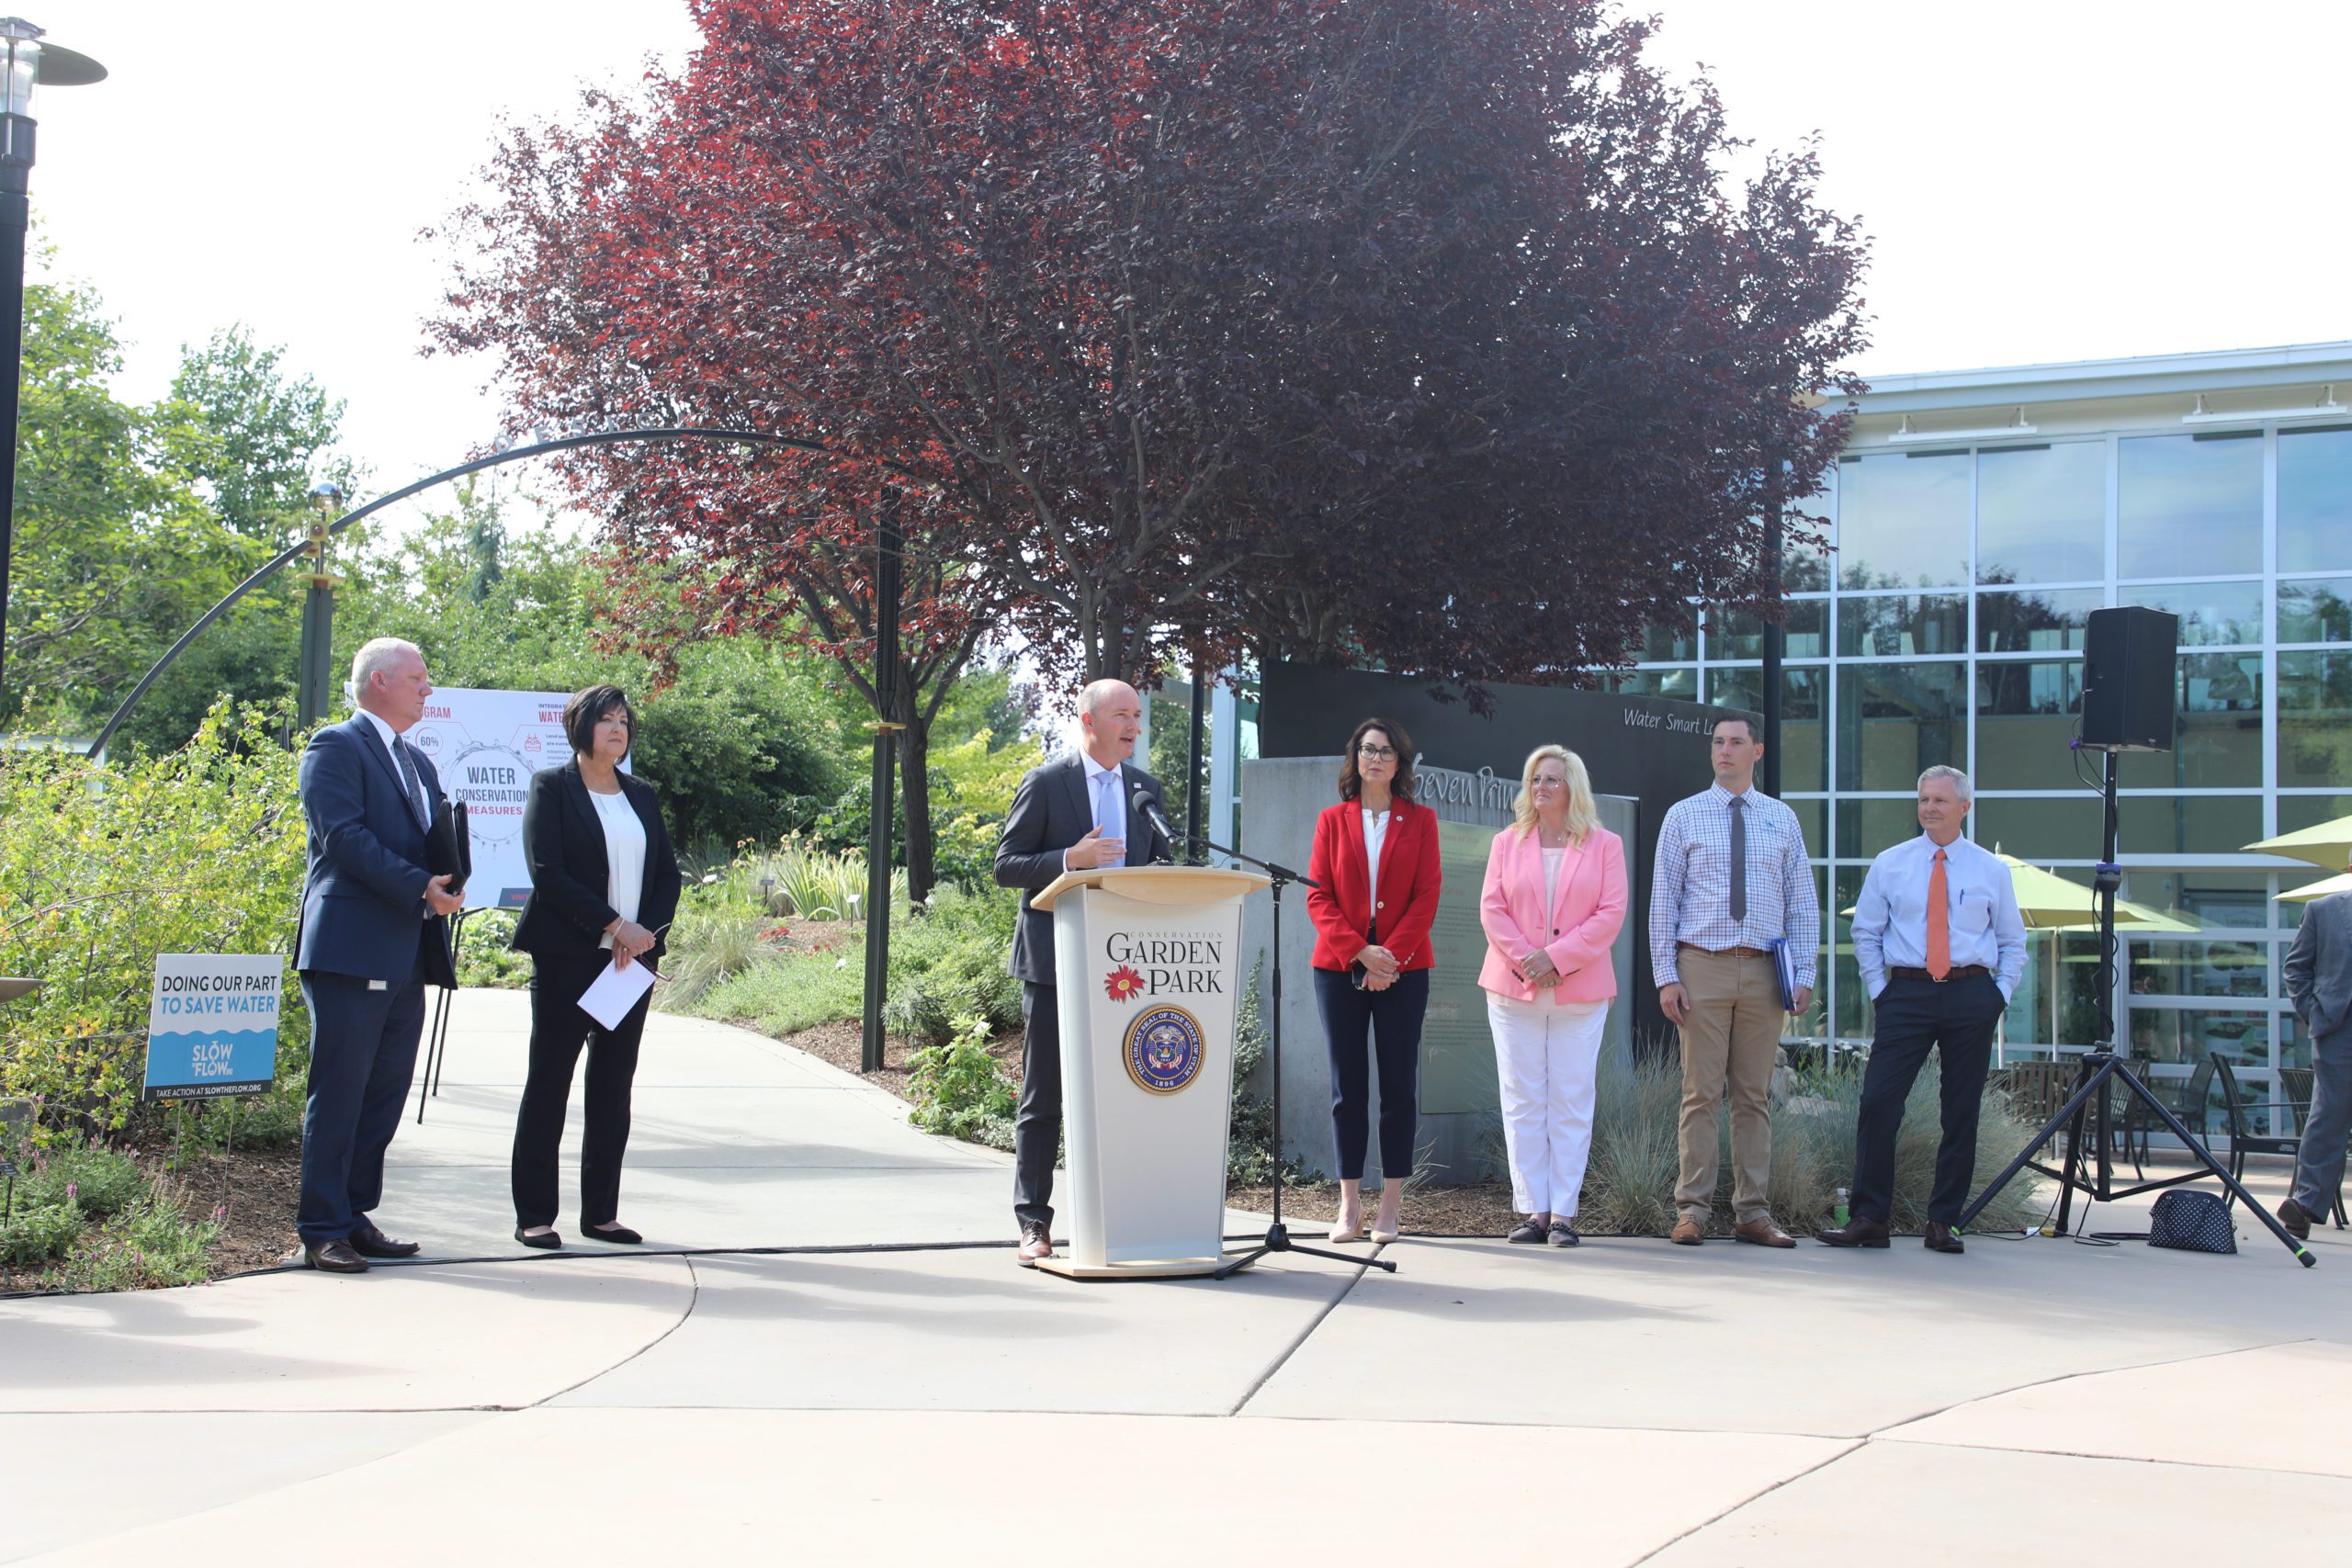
[1132,794,1395,1279]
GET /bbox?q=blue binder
[1768,937,1800,1013]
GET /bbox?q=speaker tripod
[1958,749,2313,1266]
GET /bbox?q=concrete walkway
[3,990,2347,1564]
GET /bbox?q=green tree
[153,325,356,543]
[334,487,858,851]
[3,275,244,732]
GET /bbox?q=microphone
[1130,785,1180,852]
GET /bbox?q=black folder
[424,796,472,887]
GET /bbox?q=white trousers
[1487,994,1610,1217]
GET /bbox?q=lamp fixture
[1886,405,2037,445]
[2182,385,2346,425]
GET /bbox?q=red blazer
[1305,798,1443,973]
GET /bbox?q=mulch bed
[11,1131,311,1291]
[1227,1179,1526,1236]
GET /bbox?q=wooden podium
[1028,863,1270,1280]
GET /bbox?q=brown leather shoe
[2278,1198,2314,1242]
[1669,1217,1704,1246]
[1815,1217,1891,1248]
[1734,1217,1797,1248]
[302,1238,369,1273]
[1924,1223,1965,1254]
[347,1220,420,1259]
[1016,1223,1054,1266]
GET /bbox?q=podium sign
[1032,865,1269,1279]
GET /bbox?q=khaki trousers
[1673,946,1781,1224]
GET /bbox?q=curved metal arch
[85,425,842,760]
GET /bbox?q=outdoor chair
[2278,1067,2349,1228]
[2120,1055,2220,1167]
[1997,1058,2139,1173]
[2211,1055,2305,1210]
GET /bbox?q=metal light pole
[295,481,344,726]
[1759,460,1784,800]
[858,488,903,1074]
[0,17,103,710]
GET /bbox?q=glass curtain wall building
[1615,341,2352,1119]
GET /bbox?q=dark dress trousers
[509,762,683,1231]
[992,752,1173,1231]
[293,715,459,1245]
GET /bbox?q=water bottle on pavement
[1833,1187,1850,1227]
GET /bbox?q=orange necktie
[1926,847,1951,980]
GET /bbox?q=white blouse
[1542,845,1566,919]
[1363,807,1393,906]
[591,785,647,949]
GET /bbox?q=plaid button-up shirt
[1648,783,1818,989]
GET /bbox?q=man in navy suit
[292,637,463,1272]
[992,679,1172,1264]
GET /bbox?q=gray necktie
[1727,795,1747,923]
[393,738,431,829]
[1092,770,1120,862]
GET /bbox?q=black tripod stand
[1959,750,2314,1266]
[1148,819,1395,1279]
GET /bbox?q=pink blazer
[1476,824,1629,1003]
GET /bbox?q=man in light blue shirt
[1819,765,2025,1255]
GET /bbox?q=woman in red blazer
[1477,745,1627,1247]
[1306,716,1443,1244]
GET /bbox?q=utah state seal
[1122,1003,1205,1095]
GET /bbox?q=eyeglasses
[1357,745,1396,761]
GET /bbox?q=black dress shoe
[579,1223,643,1245]
[303,1238,370,1273]
[1815,1217,1892,1248]
[347,1220,421,1258]
[1924,1223,1965,1254]
[514,1225,563,1250]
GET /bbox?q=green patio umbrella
[2278,871,2352,906]
[2244,815,2352,874]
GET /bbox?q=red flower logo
[1104,964,1145,1003]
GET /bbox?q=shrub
[906,1012,1015,1147]
[0,1201,84,1266]
[1577,1046,2045,1235]
[47,1191,220,1292]
[882,886,1022,1047]
[688,947,867,1037]
[20,1144,145,1219]
[454,910,529,989]
[662,905,770,1010]
[0,700,308,1141]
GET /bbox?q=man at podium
[993,679,1175,1265]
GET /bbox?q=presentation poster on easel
[405,687,629,910]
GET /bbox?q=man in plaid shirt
[1648,713,1817,1247]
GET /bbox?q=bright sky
[21,1,2352,517]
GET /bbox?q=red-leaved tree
[432,0,1868,845]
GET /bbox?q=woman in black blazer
[508,684,682,1249]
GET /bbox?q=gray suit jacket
[2285,890,2352,1041]
[992,752,1173,985]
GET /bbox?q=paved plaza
[3,990,2347,1563]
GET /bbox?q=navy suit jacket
[992,752,1172,986]
[295,715,458,987]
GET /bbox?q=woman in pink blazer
[1477,745,1628,1247]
